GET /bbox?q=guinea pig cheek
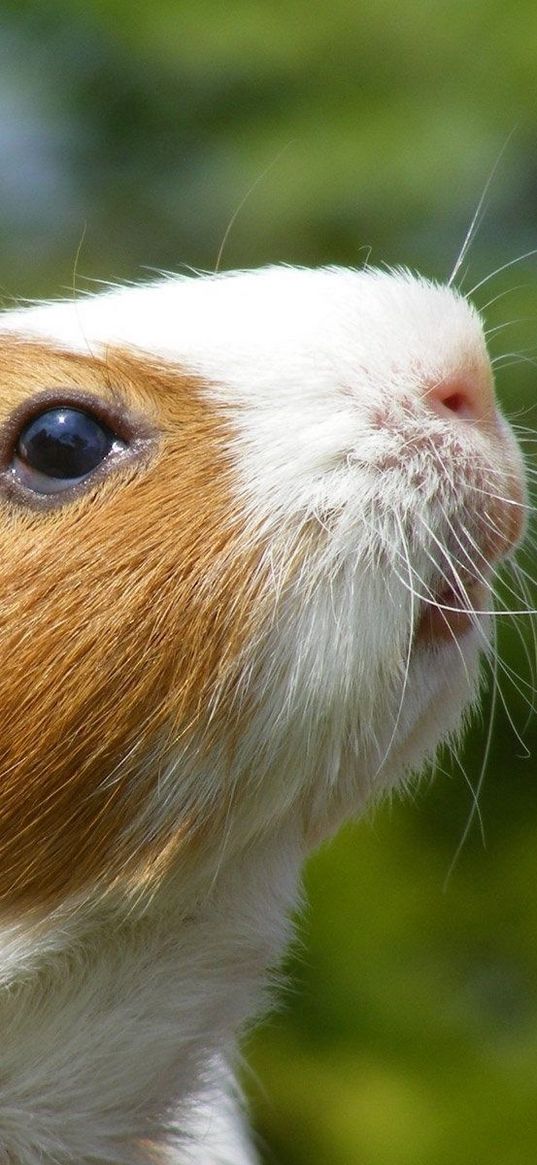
[0,345,269,910]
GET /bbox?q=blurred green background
[2,2,537,1161]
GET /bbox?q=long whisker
[485,319,534,339]
[467,481,535,520]
[506,560,537,717]
[491,352,537,371]
[373,513,417,778]
[440,503,531,616]
[411,514,536,713]
[479,284,528,314]
[449,131,515,288]
[467,247,537,298]
[443,644,498,888]
[214,141,295,274]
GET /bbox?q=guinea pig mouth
[414,577,491,646]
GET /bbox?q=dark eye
[13,407,125,495]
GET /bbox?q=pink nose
[425,372,496,428]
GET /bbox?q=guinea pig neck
[0,821,303,1163]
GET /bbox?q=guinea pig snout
[423,368,525,557]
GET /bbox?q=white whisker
[449,132,515,288]
[443,645,498,888]
[467,247,537,298]
[372,513,416,778]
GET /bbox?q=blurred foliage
[1,2,537,1162]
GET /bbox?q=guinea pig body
[0,266,526,1162]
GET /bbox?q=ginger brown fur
[0,339,263,907]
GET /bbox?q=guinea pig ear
[0,340,269,910]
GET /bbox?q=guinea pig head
[0,266,526,909]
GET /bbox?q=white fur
[0,828,301,1163]
[0,266,525,1162]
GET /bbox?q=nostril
[438,390,474,420]
[425,373,494,426]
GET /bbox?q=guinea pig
[0,264,526,1163]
